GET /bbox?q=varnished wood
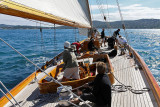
[130,47,160,106]
[38,53,115,94]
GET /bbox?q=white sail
[10,0,92,28]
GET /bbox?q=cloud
[91,4,160,21]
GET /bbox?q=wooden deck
[4,46,159,107]
[109,51,158,107]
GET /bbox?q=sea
[0,29,159,98]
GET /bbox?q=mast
[0,0,92,28]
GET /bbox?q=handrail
[130,46,160,106]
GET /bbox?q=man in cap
[54,41,80,81]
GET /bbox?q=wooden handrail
[130,46,160,106]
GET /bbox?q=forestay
[2,0,92,28]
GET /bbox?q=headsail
[0,0,92,28]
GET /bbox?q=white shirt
[117,36,127,45]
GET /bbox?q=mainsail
[0,0,92,28]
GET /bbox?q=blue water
[0,29,159,98]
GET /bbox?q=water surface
[0,29,159,97]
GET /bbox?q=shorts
[63,66,80,79]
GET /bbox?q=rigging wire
[96,0,112,36]
[34,22,39,80]
[53,23,57,51]
[39,23,47,62]
[116,0,134,58]
[75,27,77,42]
[77,29,80,42]
[105,0,112,35]
[116,0,130,43]
[0,38,92,107]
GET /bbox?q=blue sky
[0,0,160,26]
[89,0,160,21]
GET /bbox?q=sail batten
[0,0,91,28]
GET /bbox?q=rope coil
[111,71,150,94]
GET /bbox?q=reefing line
[0,38,92,107]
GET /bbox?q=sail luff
[86,0,93,28]
[0,0,91,28]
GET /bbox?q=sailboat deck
[5,46,158,107]
[109,52,158,107]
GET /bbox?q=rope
[96,0,112,36]
[39,23,48,63]
[110,70,150,94]
[105,0,112,36]
[0,38,92,107]
[116,0,132,52]
[40,23,46,53]
[33,22,39,82]
[53,24,58,50]
[75,27,77,42]
[71,64,149,94]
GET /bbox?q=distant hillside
[0,19,160,29]
[93,19,160,29]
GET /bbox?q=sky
[0,0,160,26]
